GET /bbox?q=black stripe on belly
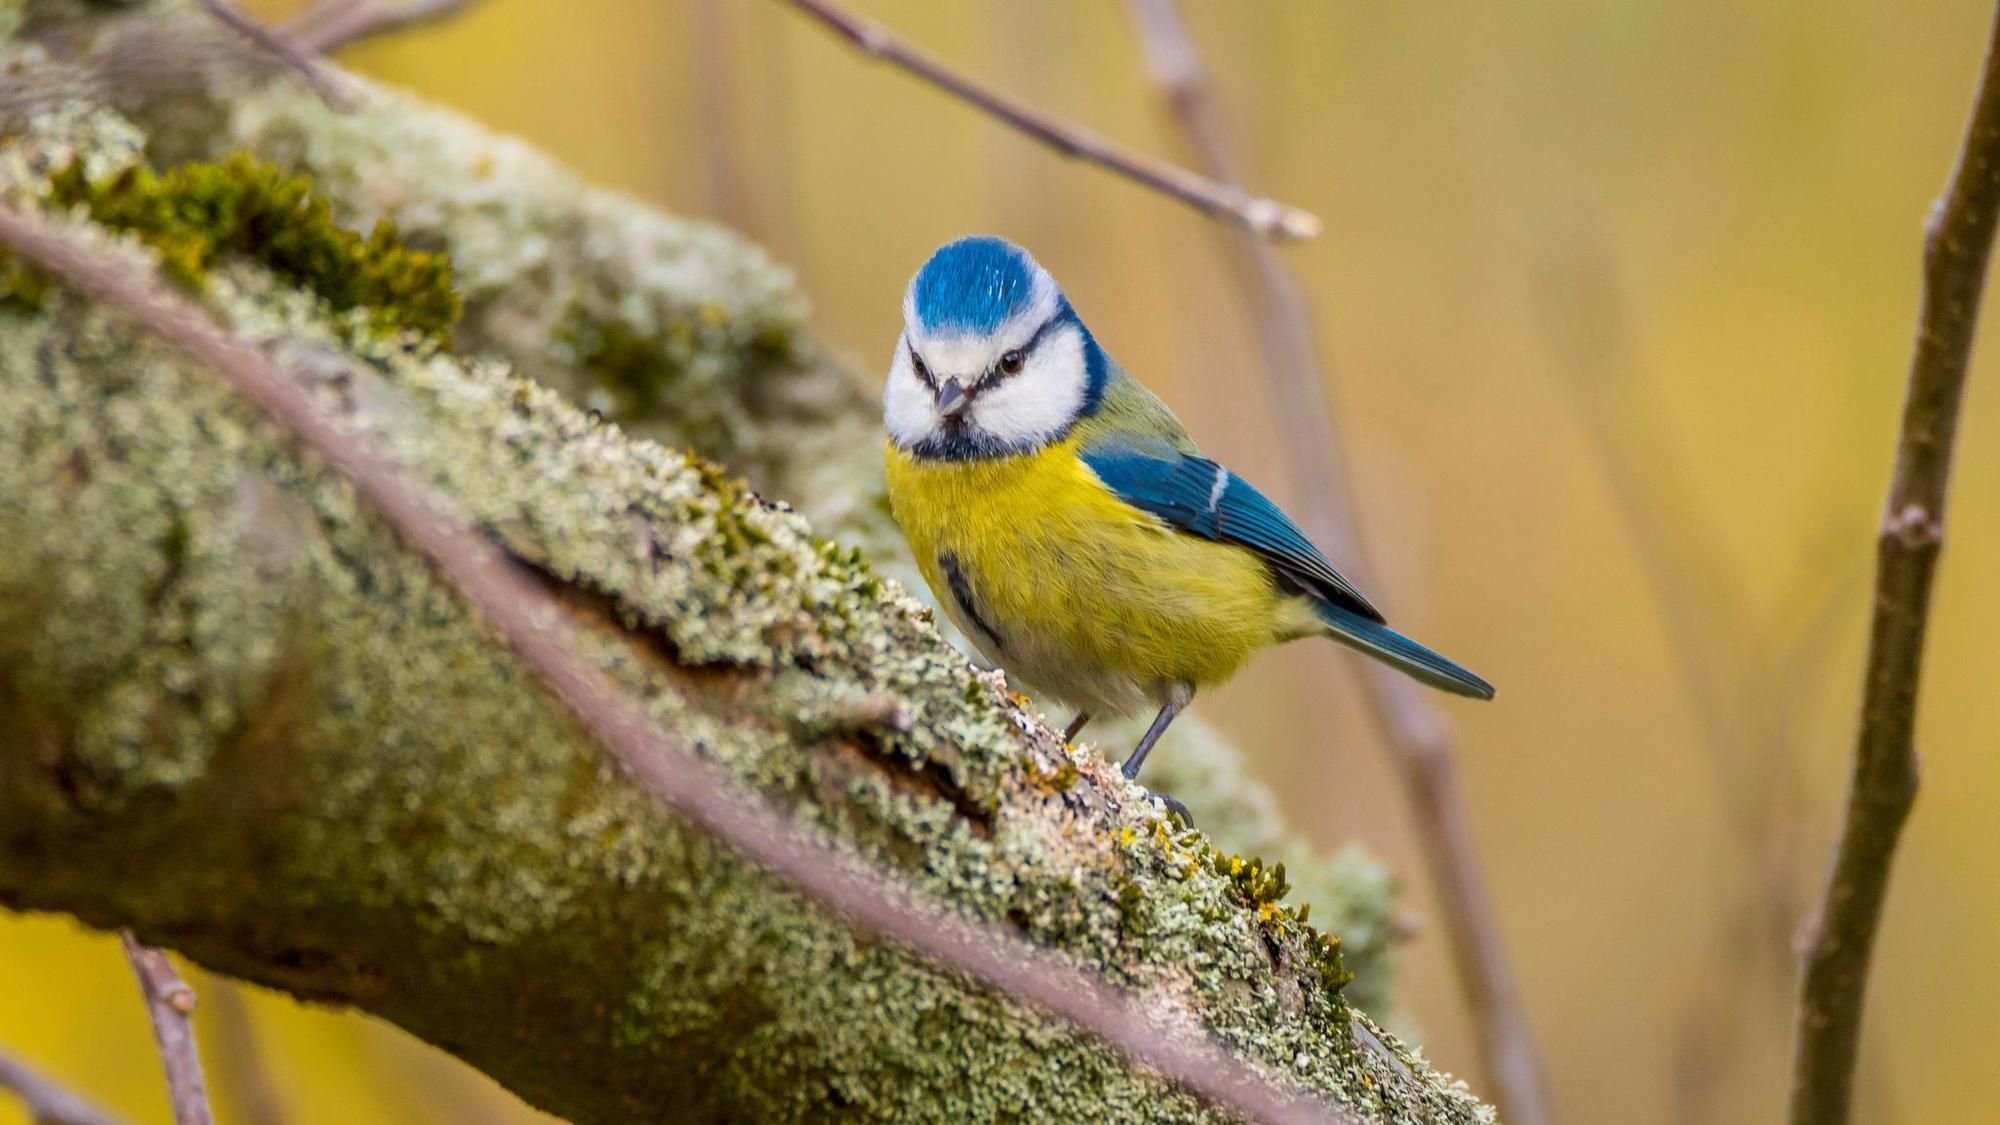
[939,551,1005,649]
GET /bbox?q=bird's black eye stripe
[909,345,934,388]
[987,313,1066,382]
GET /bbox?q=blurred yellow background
[6,1,1999,1121]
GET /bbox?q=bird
[882,236,1492,820]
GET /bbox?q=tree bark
[0,5,1483,1121]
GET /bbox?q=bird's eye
[910,347,934,387]
[998,349,1026,375]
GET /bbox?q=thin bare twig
[1789,5,2000,1123]
[1533,213,1873,1122]
[119,933,213,1125]
[1537,219,1775,1124]
[0,1048,124,1125]
[284,0,483,54]
[203,975,290,1125]
[197,0,353,108]
[1533,223,1750,773]
[693,0,748,226]
[0,204,1355,1125]
[777,0,1320,242]
[1121,3,1554,1123]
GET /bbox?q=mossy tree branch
[1789,4,2000,1122]
[0,194,1356,1125]
[0,201,1476,1125]
[21,1,1408,1018]
[0,4,1484,1121]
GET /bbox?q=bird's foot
[1142,789,1195,829]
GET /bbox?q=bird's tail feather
[1318,605,1495,700]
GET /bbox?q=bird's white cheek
[883,363,938,447]
[966,385,1068,446]
[966,331,1086,446]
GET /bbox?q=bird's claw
[1148,790,1195,829]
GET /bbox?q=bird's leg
[1123,686,1194,826]
[1121,697,1185,781]
[1063,711,1092,742]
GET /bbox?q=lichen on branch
[98,17,1412,1014]
[0,6,1482,1122]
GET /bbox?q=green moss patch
[8,153,458,339]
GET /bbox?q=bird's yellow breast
[884,435,1316,714]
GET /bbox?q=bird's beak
[935,378,971,419]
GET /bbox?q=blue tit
[883,236,1492,815]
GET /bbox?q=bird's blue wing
[1079,441,1385,623]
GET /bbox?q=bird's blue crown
[909,236,1042,335]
